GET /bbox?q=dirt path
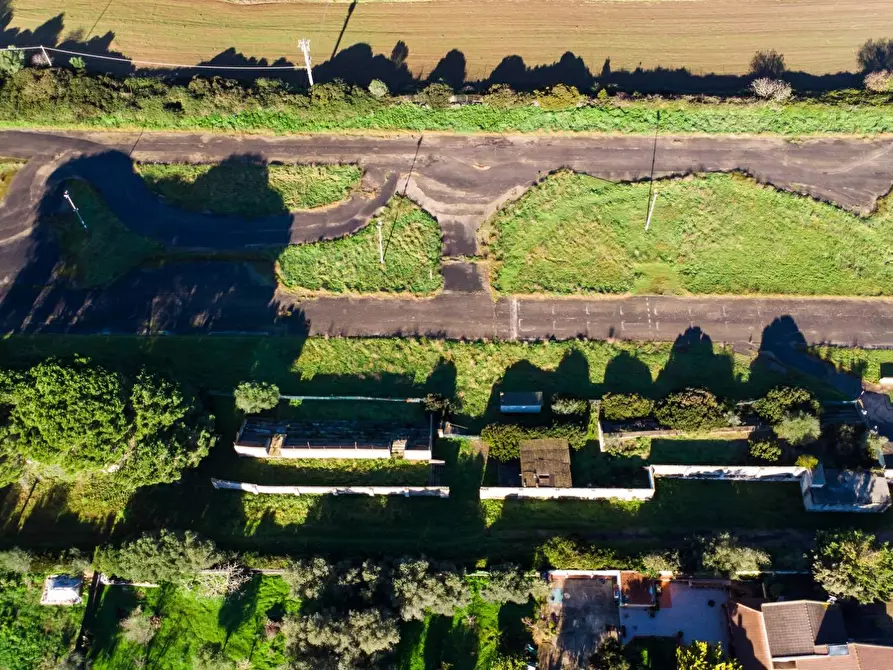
[9,0,893,79]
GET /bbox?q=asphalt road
[4,130,893,256]
[2,129,893,356]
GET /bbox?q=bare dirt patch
[11,0,893,79]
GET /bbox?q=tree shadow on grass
[653,326,739,398]
[602,350,654,396]
[141,155,289,219]
[219,574,264,649]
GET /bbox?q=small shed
[500,391,543,414]
[40,575,83,605]
[520,438,572,488]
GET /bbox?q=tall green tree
[813,530,893,604]
[676,641,742,670]
[98,529,220,584]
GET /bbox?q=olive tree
[234,380,280,414]
[391,559,470,620]
[813,530,893,604]
[98,530,220,585]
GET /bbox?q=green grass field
[52,181,163,286]
[811,346,893,385]
[137,162,363,216]
[0,572,84,670]
[490,172,893,296]
[0,160,23,203]
[89,577,296,669]
[276,196,443,293]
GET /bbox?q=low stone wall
[403,449,434,461]
[234,445,393,459]
[650,464,805,481]
[211,478,449,498]
[479,486,655,500]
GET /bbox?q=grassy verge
[0,160,23,202]
[88,576,295,669]
[0,572,84,670]
[6,93,893,136]
[489,172,893,296]
[276,196,443,293]
[52,181,162,286]
[137,162,363,216]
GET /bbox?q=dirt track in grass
[10,0,893,79]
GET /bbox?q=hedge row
[2,67,893,135]
[481,421,588,462]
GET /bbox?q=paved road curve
[2,130,893,352]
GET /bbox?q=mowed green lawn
[276,196,443,293]
[490,172,893,296]
[137,162,362,216]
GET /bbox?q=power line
[0,45,308,71]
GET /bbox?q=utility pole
[377,219,384,264]
[298,39,314,87]
[39,45,52,67]
[62,189,87,231]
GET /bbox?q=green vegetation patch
[216,457,431,486]
[277,196,443,293]
[811,345,893,385]
[0,160,23,202]
[0,573,83,670]
[647,438,751,465]
[490,171,893,296]
[137,162,363,217]
[89,576,295,669]
[52,180,162,287]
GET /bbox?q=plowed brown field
[9,0,893,79]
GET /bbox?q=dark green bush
[749,439,782,462]
[535,536,627,570]
[418,82,453,109]
[753,385,821,424]
[601,392,654,421]
[481,421,587,461]
[550,394,589,416]
[653,388,725,432]
[535,84,584,110]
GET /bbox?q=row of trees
[97,529,546,668]
[0,356,215,496]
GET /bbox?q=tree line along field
[488,171,893,296]
[11,0,893,79]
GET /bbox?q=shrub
[69,56,86,73]
[701,532,770,576]
[367,79,389,98]
[653,388,725,432]
[0,49,25,77]
[749,439,782,462]
[603,436,651,458]
[422,393,452,414]
[750,78,792,102]
[234,380,279,414]
[591,637,630,670]
[813,530,893,604]
[98,529,220,585]
[601,392,654,421]
[775,411,821,447]
[479,565,548,604]
[677,641,742,670]
[753,386,820,424]
[640,551,681,577]
[484,83,524,109]
[795,454,820,470]
[535,84,584,110]
[418,82,453,109]
[535,536,621,570]
[551,394,589,416]
[120,607,161,645]
[0,547,32,574]
[865,70,893,92]
[481,421,587,461]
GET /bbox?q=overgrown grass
[490,172,893,296]
[0,160,23,202]
[276,196,443,293]
[89,576,296,669]
[215,457,432,486]
[0,572,83,670]
[51,180,162,286]
[811,346,893,384]
[137,162,363,216]
[7,91,893,136]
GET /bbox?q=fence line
[0,45,307,71]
